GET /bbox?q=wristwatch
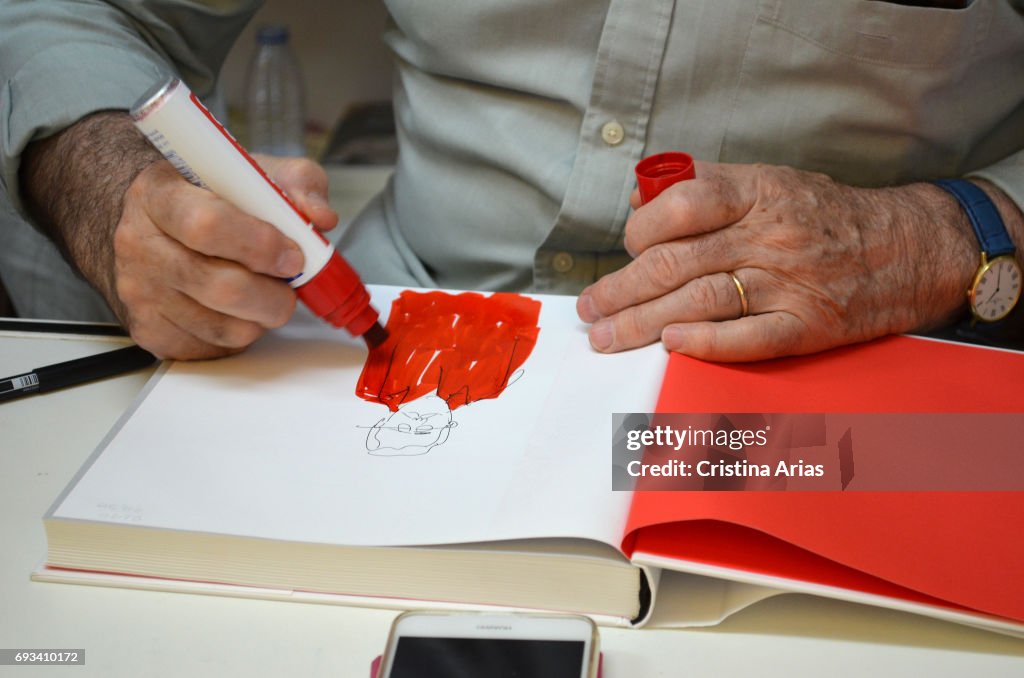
[933,179,1022,323]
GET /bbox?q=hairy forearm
[881,181,979,332]
[19,112,161,314]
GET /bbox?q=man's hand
[113,154,337,359]
[576,161,988,361]
[21,112,337,360]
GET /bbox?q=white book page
[53,286,666,550]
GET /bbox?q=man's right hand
[20,111,337,360]
[111,159,306,359]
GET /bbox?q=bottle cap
[295,251,380,337]
[256,25,290,45]
[635,152,696,204]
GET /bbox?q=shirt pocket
[718,0,991,186]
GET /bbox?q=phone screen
[387,636,586,678]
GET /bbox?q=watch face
[971,255,1022,322]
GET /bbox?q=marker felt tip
[130,77,384,348]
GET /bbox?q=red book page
[622,335,1024,622]
[636,520,975,613]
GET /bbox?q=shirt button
[552,252,575,273]
[601,120,625,146]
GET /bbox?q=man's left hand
[576,161,979,361]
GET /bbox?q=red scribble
[356,291,542,412]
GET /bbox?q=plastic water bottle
[245,25,306,157]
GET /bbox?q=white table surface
[1,329,1023,677]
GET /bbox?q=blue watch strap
[932,179,1016,258]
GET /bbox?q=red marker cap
[635,151,696,204]
[296,251,379,336]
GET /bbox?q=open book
[37,286,1024,636]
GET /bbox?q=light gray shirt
[2,0,1024,317]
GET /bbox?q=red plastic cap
[635,151,696,204]
[295,251,379,337]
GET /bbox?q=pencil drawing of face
[365,395,457,455]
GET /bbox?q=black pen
[0,345,158,404]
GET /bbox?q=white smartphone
[377,611,600,678]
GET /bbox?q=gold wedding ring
[728,271,749,319]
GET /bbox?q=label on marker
[14,374,39,389]
[2,374,39,393]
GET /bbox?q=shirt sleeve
[0,0,261,214]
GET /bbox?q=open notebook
[36,286,1024,635]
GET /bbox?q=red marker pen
[130,77,386,347]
